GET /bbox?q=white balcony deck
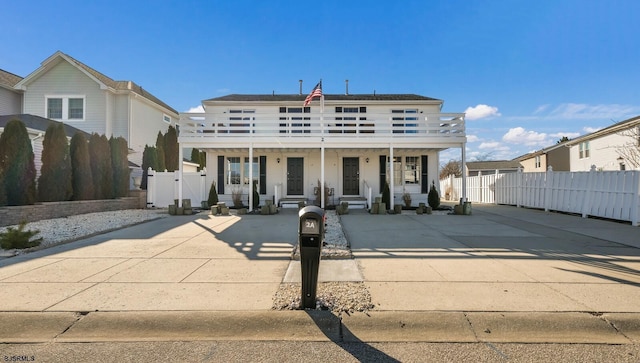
[178,112,466,149]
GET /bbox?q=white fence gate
[441,166,640,226]
[146,168,208,208]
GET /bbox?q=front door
[343,157,360,195]
[287,157,304,195]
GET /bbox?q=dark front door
[343,157,360,195]
[287,157,304,195]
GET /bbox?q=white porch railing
[440,166,640,226]
[178,112,465,146]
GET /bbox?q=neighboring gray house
[465,160,521,176]
[12,51,180,176]
[515,141,570,173]
[0,69,23,115]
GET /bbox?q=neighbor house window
[535,155,541,168]
[579,141,590,159]
[163,114,171,123]
[46,96,85,121]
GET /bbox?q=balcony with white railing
[178,111,465,148]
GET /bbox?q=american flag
[303,81,322,106]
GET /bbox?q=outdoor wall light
[365,157,369,163]
[277,158,280,163]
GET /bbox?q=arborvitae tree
[382,180,391,210]
[252,180,260,209]
[110,136,131,198]
[0,167,6,206]
[428,180,441,209]
[89,133,113,199]
[190,148,202,171]
[207,181,219,207]
[70,133,94,200]
[38,122,72,202]
[200,151,207,170]
[0,119,36,206]
[164,125,179,172]
[141,145,159,190]
[155,131,166,171]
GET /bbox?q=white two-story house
[11,51,179,177]
[179,92,466,210]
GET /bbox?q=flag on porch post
[303,80,322,107]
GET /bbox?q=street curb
[0,311,637,344]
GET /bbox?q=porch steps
[279,198,307,209]
[339,197,368,209]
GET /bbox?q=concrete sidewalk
[0,204,639,343]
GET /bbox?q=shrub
[164,126,179,172]
[110,136,131,198]
[231,188,243,208]
[141,145,159,190]
[0,221,43,250]
[38,122,72,202]
[207,181,219,207]
[252,180,260,209]
[70,133,94,200]
[89,133,113,199]
[402,192,412,208]
[382,180,391,210]
[0,119,36,206]
[155,131,166,172]
[428,180,440,209]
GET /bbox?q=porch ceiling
[197,147,447,154]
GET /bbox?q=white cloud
[502,127,548,146]
[466,135,480,142]
[533,104,550,114]
[583,126,603,133]
[479,141,500,149]
[186,105,204,113]
[464,104,501,120]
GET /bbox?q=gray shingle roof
[206,94,441,102]
[0,69,23,89]
[56,52,178,115]
[466,160,521,170]
[0,114,90,138]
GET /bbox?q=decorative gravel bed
[0,209,167,257]
[272,282,375,313]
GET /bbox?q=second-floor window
[535,155,541,168]
[47,96,85,121]
[579,141,590,159]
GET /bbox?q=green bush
[155,131,166,172]
[252,180,260,209]
[38,122,72,202]
[70,133,94,200]
[110,136,130,198]
[428,180,440,209]
[0,221,43,250]
[89,133,113,199]
[382,180,391,210]
[164,126,179,172]
[141,145,159,190]
[207,181,219,207]
[0,119,36,206]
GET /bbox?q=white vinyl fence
[146,168,208,208]
[440,166,640,226]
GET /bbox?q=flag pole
[320,79,325,209]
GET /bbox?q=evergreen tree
[0,119,36,206]
[70,133,94,201]
[207,181,218,207]
[200,151,207,170]
[141,145,159,190]
[382,180,391,210]
[428,180,441,209]
[155,131,166,171]
[110,136,131,198]
[164,125,179,172]
[38,122,72,202]
[190,148,201,171]
[89,133,113,199]
[0,166,6,206]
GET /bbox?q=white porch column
[321,144,325,208]
[249,144,254,212]
[461,142,467,202]
[178,147,183,207]
[389,144,394,209]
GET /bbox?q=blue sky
[2,0,639,162]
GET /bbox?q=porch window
[404,156,420,184]
[227,157,241,184]
[243,157,259,185]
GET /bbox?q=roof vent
[345,79,349,95]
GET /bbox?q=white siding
[0,88,22,115]
[570,132,634,171]
[22,61,106,134]
[129,96,173,168]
